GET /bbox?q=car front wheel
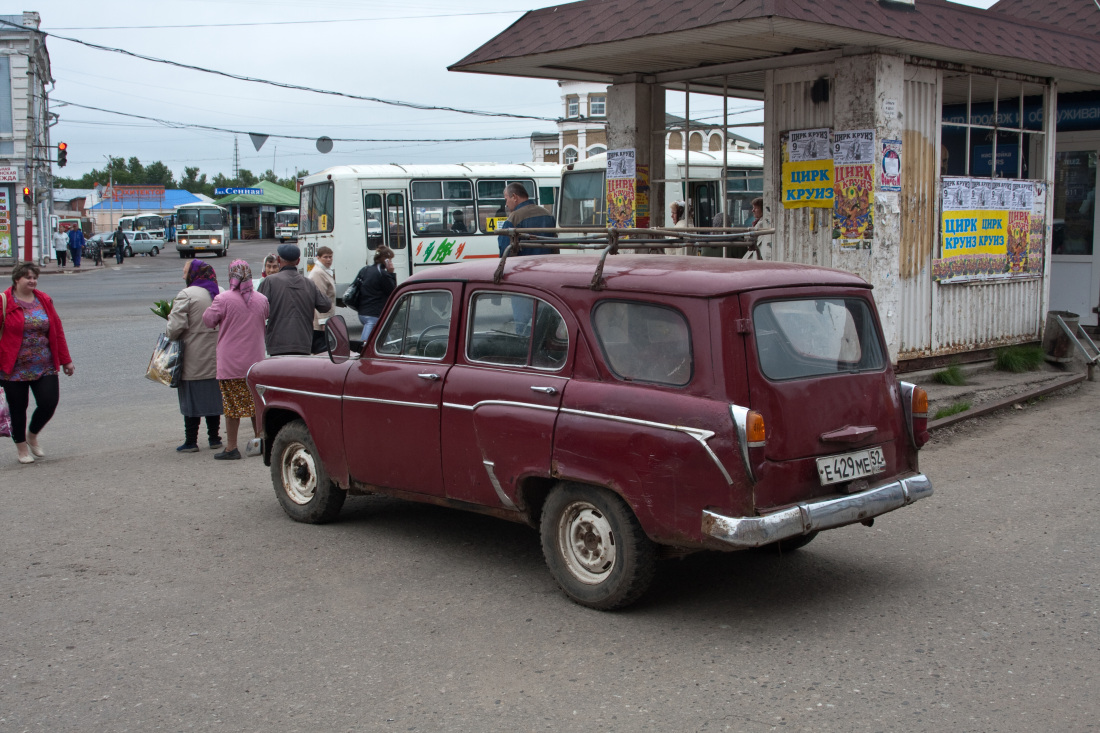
[270,419,346,523]
[540,482,657,610]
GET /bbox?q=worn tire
[766,531,818,554]
[269,419,346,524]
[540,482,657,610]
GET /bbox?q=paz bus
[558,149,764,230]
[116,214,166,239]
[275,208,299,242]
[296,161,561,301]
[174,203,231,258]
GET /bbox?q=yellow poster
[782,129,834,209]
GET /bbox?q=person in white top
[306,245,336,354]
[52,229,69,267]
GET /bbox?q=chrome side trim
[255,385,342,401]
[702,474,934,548]
[443,399,560,413]
[344,394,438,409]
[729,404,756,484]
[482,461,517,509]
[560,408,732,486]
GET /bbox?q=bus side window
[363,193,385,250]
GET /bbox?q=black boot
[178,416,200,452]
[206,415,222,449]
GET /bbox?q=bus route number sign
[486,217,507,232]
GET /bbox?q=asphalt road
[1,247,1098,732]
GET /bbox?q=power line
[53,99,535,142]
[45,10,523,31]
[0,18,557,123]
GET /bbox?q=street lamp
[103,154,114,233]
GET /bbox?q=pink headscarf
[228,259,254,303]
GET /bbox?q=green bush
[993,345,1045,373]
[931,364,967,386]
[933,401,971,420]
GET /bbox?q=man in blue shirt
[497,183,557,256]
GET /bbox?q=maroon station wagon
[247,255,933,610]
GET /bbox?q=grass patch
[931,364,967,386]
[993,345,1045,373]
[933,401,971,420]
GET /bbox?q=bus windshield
[558,170,606,227]
[177,208,225,231]
[275,210,299,226]
[134,215,163,231]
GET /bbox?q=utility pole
[233,136,240,181]
[103,154,115,232]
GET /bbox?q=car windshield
[752,297,885,380]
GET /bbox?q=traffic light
[22,186,30,205]
[56,142,67,167]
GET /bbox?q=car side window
[592,300,692,385]
[375,290,452,359]
[466,292,568,370]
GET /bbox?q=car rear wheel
[765,531,818,554]
[124,245,133,257]
[151,246,159,256]
[270,419,346,524]
[540,482,657,610]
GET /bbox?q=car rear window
[752,297,885,380]
[592,301,692,385]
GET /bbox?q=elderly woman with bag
[1,262,75,464]
[166,259,222,453]
[202,260,268,460]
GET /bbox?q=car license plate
[816,447,886,486]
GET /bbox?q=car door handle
[530,386,557,395]
[418,373,440,381]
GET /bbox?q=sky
[38,0,999,186]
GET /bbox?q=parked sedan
[123,231,165,257]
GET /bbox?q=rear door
[740,286,907,508]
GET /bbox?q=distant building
[0,12,51,264]
[530,80,762,164]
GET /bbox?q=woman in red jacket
[0,262,75,464]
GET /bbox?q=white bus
[275,208,299,243]
[558,149,764,230]
[174,203,231,258]
[297,161,561,304]
[117,214,166,239]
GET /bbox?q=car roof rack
[493,226,777,290]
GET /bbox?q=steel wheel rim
[557,500,616,584]
[280,441,317,505]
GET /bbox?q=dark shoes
[214,448,241,460]
[176,443,200,453]
[209,439,223,449]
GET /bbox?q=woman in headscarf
[202,260,269,460]
[166,259,222,453]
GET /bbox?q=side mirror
[325,315,351,364]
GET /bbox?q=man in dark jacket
[112,224,126,264]
[66,227,85,268]
[497,182,557,256]
[256,243,332,356]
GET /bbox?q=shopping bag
[0,390,11,438]
[342,277,361,310]
[145,333,183,388]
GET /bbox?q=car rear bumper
[701,473,933,548]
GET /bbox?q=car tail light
[899,382,930,449]
[730,405,767,483]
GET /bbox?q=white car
[123,231,165,257]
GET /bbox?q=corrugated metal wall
[765,67,834,267]
[898,66,938,359]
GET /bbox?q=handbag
[145,333,184,388]
[0,390,10,438]
[342,274,362,310]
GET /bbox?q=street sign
[215,187,263,196]
[0,166,18,183]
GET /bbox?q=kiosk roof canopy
[451,0,1100,94]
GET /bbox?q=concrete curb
[928,372,1088,431]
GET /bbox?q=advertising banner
[880,139,901,191]
[933,177,1045,283]
[832,130,875,248]
[0,186,12,259]
[782,129,834,208]
[606,148,637,229]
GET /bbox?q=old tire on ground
[540,482,657,610]
[765,531,818,554]
[270,419,346,524]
